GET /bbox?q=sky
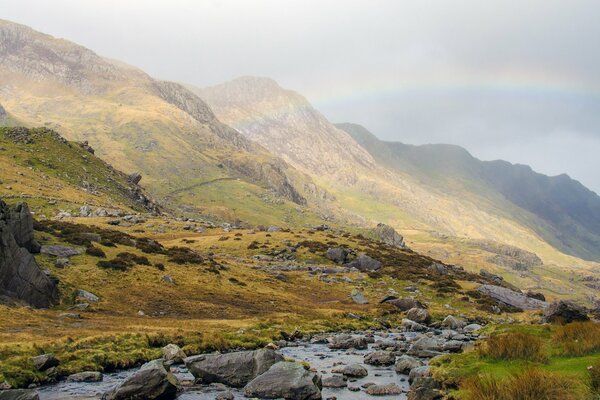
[3,0,600,192]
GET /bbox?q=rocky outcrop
[0,389,40,400]
[0,103,7,125]
[244,361,322,400]
[345,254,382,271]
[102,359,178,400]
[477,284,548,311]
[0,200,58,307]
[543,300,589,324]
[184,348,283,388]
[373,223,406,248]
[473,240,543,271]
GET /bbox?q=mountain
[338,122,600,261]
[0,19,321,226]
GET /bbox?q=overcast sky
[3,0,600,192]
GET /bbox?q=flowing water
[37,332,417,400]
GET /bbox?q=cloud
[2,0,600,190]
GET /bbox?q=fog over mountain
[3,0,600,192]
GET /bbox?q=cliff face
[0,200,58,308]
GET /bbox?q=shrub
[97,260,129,271]
[478,332,547,362]
[554,321,600,356]
[85,246,106,258]
[155,263,165,271]
[115,252,151,266]
[463,369,584,400]
[96,252,151,271]
[167,247,203,265]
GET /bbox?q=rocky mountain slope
[338,122,600,262]
[0,19,317,225]
[194,77,600,303]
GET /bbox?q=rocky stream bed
[21,317,482,400]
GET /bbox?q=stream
[36,331,419,400]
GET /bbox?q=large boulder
[0,390,39,400]
[325,247,349,264]
[244,361,322,400]
[408,376,442,400]
[0,200,58,308]
[332,363,368,377]
[184,348,283,388]
[395,355,423,374]
[327,334,368,350]
[407,307,431,323]
[477,284,548,311]
[350,288,368,304]
[373,223,406,248]
[162,344,187,364]
[441,315,467,330]
[67,371,103,382]
[32,354,59,371]
[102,359,178,400]
[364,350,395,366]
[407,337,444,358]
[384,297,424,311]
[345,254,382,271]
[543,300,589,324]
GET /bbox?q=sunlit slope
[0,19,320,226]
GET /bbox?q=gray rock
[407,377,442,400]
[477,285,548,310]
[463,324,482,333]
[385,298,424,311]
[543,300,589,324]
[350,288,368,304]
[184,348,283,388]
[0,200,58,308]
[79,205,92,217]
[102,359,178,400]
[325,247,349,264]
[345,254,382,271]
[128,173,142,185]
[0,389,40,400]
[77,289,99,303]
[366,383,402,396]
[441,315,466,330]
[40,245,84,258]
[215,392,234,400]
[408,337,444,358]
[162,344,186,364]
[427,263,448,275]
[373,223,406,248]
[327,334,368,350]
[408,366,430,383]
[364,351,395,366]
[332,363,368,377]
[244,361,322,400]
[479,269,504,285]
[32,354,59,371]
[322,374,347,388]
[394,355,423,374]
[54,258,70,268]
[67,371,103,382]
[162,275,175,285]
[406,308,430,323]
[442,340,465,353]
[401,319,427,332]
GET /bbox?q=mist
[2,0,600,191]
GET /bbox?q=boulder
[373,223,406,248]
[366,383,403,396]
[350,288,368,304]
[427,263,448,275]
[32,354,59,371]
[332,363,368,377]
[408,337,444,358]
[0,390,40,400]
[394,355,423,374]
[325,247,349,264]
[0,200,58,308]
[327,334,368,350]
[406,307,430,323]
[102,359,178,400]
[244,361,322,400]
[77,289,99,303]
[543,300,589,324]
[463,324,482,333]
[40,245,84,257]
[67,371,103,382]
[128,172,142,185]
[401,319,427,332]
[441,315,466,330]
[162,344,187,364]
[384,298,424,311]
[364,351,395,366]
[408,365,431,383]
[184,348,283,387]
[479,269,503,285]
[215,392,234,400]
[477,284,548,311]
[526,291,546,302]
[345,254,382,271]
[408,377,442,400]
[322,374,347,388]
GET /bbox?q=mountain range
[1,18,600,303]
